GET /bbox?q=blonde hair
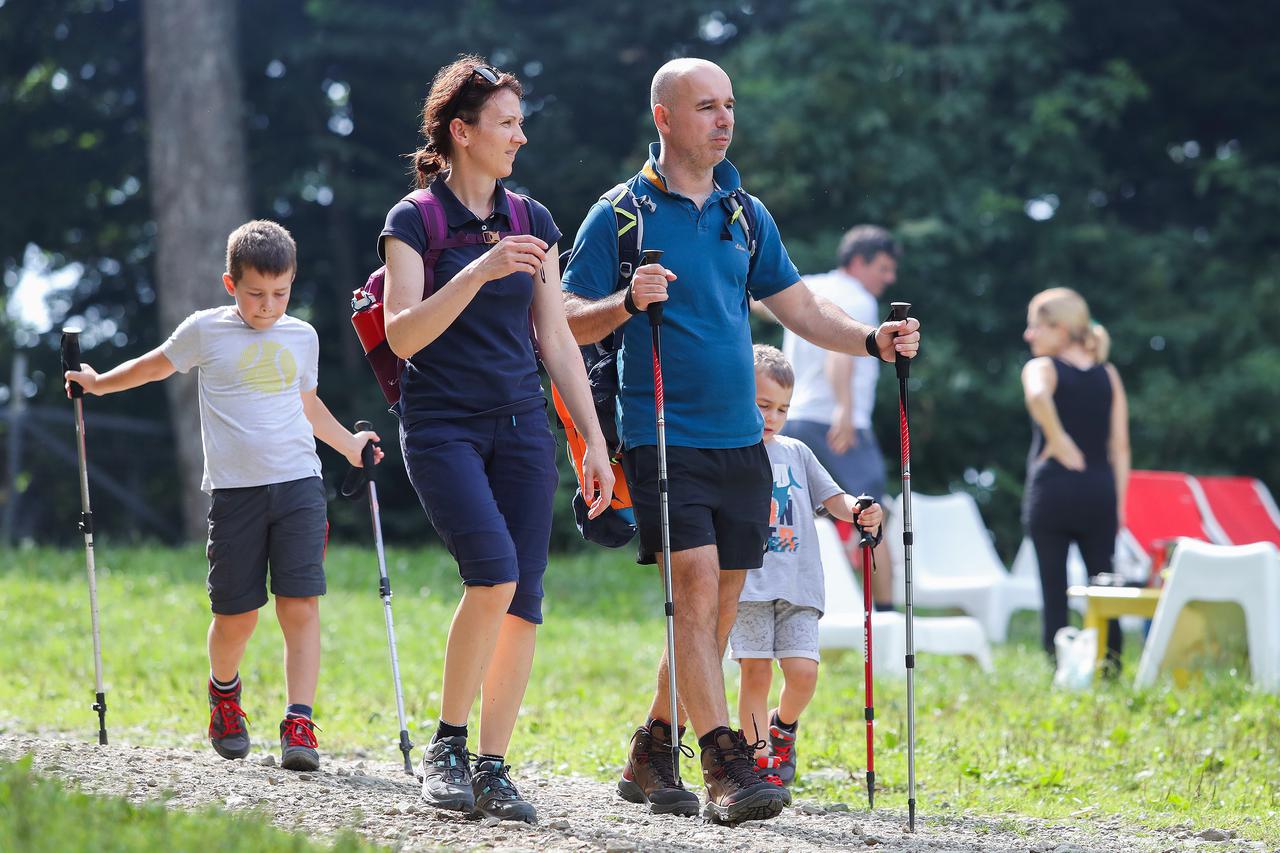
[753,344,794,388]
[1029,287,1110,362]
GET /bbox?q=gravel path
[0,733,1259,852]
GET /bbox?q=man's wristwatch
[623,284,642,316]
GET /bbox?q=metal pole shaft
[653,324,681,784]
[368,481,413,775]
[73,397,107,745]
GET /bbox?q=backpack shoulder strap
[722,187,758,259]
[601,183,643,292]
[503,189,532,236]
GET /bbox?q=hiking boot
[767,712,798,786]
[755,754,793,807]
[700,728,787,825]
[472,759,537,824]
[279,716,320,771]
[617,720,699,817]
[208,682,250,760]
[420,735,476,813]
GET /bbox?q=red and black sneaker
[208,681,250,760]
[755,753,793,806]
[279,715,320,771]
[767,711,798,786]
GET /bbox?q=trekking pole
[855,494,876,810]
[60,328,108,745]
[887,302,917,830]
[342,420,413,775]
[642,249,682,783]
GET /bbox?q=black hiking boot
[279,715,321,771]
[420,735,476,813]
[700,728,787,825]
[472,758,537,824]
[208,681,250,760]
[617,720,699,816]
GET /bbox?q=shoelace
[428,741,476,783]
[210,699,248,736]
[715,731,769,789]
[643,730,695,788]
[474,763,522,800]
[282,716,319,748]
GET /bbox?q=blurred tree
[142,0,251,540]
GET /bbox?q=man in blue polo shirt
[562,58,920,825]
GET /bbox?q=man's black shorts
[621,443,772,569]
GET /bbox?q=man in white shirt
[781,226,900,609]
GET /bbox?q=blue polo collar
[429,173,513,229]
[639,142,742,201]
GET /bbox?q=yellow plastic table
[1066,585,1161,662]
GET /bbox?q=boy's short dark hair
[753,343,794,389]
[226,220,296,283]
[837,225,900,268]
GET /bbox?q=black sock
[698,726,733,750]
[285,703,312,719]
[874,601,895,613]
[210,673,239,694]
[771,710,798,732]
[475,753,504,770]
[434,720,468,742]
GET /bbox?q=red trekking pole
[643,249,683,782]
[887,301,918,831]
[855,494,876,809]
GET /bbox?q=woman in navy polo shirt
[381,56,613,824]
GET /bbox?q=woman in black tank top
[1021,288,1131,667]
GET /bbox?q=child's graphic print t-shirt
[739,435,842,613]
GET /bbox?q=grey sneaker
[420,735,475,812]
[208,682,250,760]
[472,759,537,824]
[278,716,320,771]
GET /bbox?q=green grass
[3,544,1279,843]
[0,756,375,852]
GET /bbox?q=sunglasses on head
[472,65,499,85]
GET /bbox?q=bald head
[650,58,728,109]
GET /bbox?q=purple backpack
[351,188,532,405]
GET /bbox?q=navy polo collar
[639,142,743,200]
[429,173,513,229]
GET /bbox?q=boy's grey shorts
[206,476,328,615]
[728,599,822,662]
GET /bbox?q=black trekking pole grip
[354,419,377,473]
[854,494,876,548]
[61,327,84,399]
[888,302,912,380]
[639,249,665,327]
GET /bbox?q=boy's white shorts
[728,599,821,662]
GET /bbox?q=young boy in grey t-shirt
[729,345,883,792]
[64,220,381,770]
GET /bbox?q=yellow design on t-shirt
[237,341,297,394]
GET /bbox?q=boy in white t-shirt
[729,345,883,794]
[65,220,381,770]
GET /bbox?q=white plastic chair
[816,517,993,673]
[885,492,1039,642]
[1135,539,1280,691]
